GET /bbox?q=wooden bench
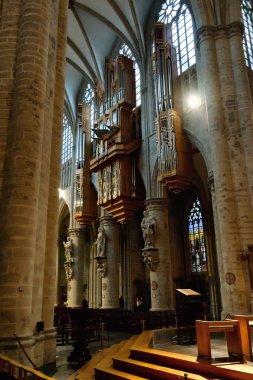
[195,320,243,360]
[233,314,253,362]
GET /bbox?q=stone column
[33,3,59,367]
[100,216,120,309]
[42,0,68,326]
[0,0,52,359]
[197,25,249,316]
[0,0,21,197]
[228,22,253,221]
[89,242,101,309]
[215,24,252,308]
[207,172,222,320]
[42,0,68,367]
[67,228,85,308]
[144,199,173,311]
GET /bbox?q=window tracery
[158,0,195,74]
[118,43,141,106]
[242,0,253,70]
[80,83,95,140]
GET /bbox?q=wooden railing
[0,354,55,380]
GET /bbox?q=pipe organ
[154,23,194,192]
[74,104,97,225]
[90,55,143,222]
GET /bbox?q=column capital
[145,198,168,211]
[68,228,85,238]
[100,215,116,226]
[227,22,244,38]
[196,25,216,45]
[197,22,244,45]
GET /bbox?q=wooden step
[95,333,208,380]
[130,331,253,380]
[68,343,124,380]
[95,366,147,380]
[94,336,146,380]
[113,355,209,380]
[67,336,139,380]
[67,330,253,380]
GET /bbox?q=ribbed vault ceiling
[66,0,156,116]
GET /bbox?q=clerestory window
[242,0,253,70]
[158,0,196,75]
[118,43,141,106]
[61,113,73,188]
[80,82,95,141]
[81,83,95,124]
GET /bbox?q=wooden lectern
[173,289,203,344]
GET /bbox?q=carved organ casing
[74,104,97,225]
[154,23,194,192]
[90,55,143,222]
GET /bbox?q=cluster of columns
[64,200,175,312]
[197,21,253,316]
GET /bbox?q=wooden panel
[195,320,243,359]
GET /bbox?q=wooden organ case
[74,103,97,226]
[154,23,194,192]
[90,55,143,223]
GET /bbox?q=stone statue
[96,225,106,257]
[63,237,73,262]
[63,237,74,281]
[141,210,156,248]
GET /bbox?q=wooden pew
[233,314,253,362]
[196,320,243,360]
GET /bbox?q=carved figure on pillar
[141,210,156,248]
[96,225,106,257]
[63,237,74,281]
[63,237,73,261]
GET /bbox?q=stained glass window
[242,0,253,70]
[158,0,196,74]
[188,197,207,273]
[118,43,141,106]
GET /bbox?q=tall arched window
[80,83,95,141]
[242,0,253,70]
[61,113,73,188]
[158,0,196,74]
[188,197,207,273]
[81,83,95,123]
[118,43,141,106]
